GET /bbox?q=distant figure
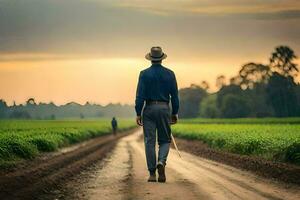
[135,47,179,183]
[111,117,118,136]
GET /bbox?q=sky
[0,0,299,105]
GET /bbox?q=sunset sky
[0,0,299,105]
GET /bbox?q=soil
[174,137,300,185]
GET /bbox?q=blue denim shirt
[135,63,179,116]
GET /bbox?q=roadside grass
[173,120,300,165]
[0,119,136,167]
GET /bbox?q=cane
[170,133,181,158]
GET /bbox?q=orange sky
[0,0,300,105]
[1,54,299,105]
[0,57,236,105]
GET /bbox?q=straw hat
[145,46,167,61]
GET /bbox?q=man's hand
[170,114,178,124]
[136,116,143,126]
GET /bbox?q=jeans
[142,104,171,174]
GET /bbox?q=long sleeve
[170,72,179,115]
[135,72,146,116]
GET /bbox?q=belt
[146,101,169,105]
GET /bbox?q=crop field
[179,117,300,124]
[173,119,300,165]
[0,119,136,166]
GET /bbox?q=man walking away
[111,117,118,136]
[135,46,179,183]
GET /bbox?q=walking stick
[170,133,181,158]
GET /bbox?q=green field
[173,118,300,165]
[0,119,136,166]
[179,117,300,124]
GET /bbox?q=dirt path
[52,129,300,200]
[125,130,300,200]
[2,129,299,200]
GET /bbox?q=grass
[0,119,136,167]
[179,117,300,124]
[173,118,300,165]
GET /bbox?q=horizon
[1,98,135,107]
[0,0,300,105]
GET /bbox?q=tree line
[0,99,135,119]
[179,46,300,118]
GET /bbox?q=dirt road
[46,129,300,200]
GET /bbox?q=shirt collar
[151,63,162,67]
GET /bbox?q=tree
[295,84,300,116]
[266,72,298,117]
[26,98,36,106]
[200,94,220,118]
[179,85,207,118]
[50,114,56,120]
[216,84,243,108]
[0,99,8,118]
[10,110,31,119]
[270,46,298,77]
[221,94,250,118]
[239,62,271,89]
[244,83,274,117]
[200,81,210,91]
[80,113,85,119]
[216,75,226,90]
[229,75,242,86]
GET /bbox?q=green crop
[173,121,300,165]
[0,119,136,166]
[179,117,300,124]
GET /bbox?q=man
[111,117,118,136]
[135,46,179,183]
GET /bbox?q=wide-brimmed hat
[145,47,167,61]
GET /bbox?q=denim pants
[142,104,171,174]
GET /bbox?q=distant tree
[200,81,210,91]
[200,94,220,118]
[229,76,242,86]
[239,62,271,89]
[295,84,300,115]
[0,99,8,118]
[26,98,36,106]
[10,110,31,119]
[216,84,243,109]
[80,113,85,119]
[266,72,298,117]
[50,114,56,120]
[270,46,298,77]
[221,94,250,118]
[179,84,207,118]
[96,111,103,117]
[0,99,7,108]
[48,101,56,106]
[216,75,226,90]
[245,83,274,117]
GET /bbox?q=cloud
[231,10,300,20]
[0,0,299,61]
[113,0,300,19]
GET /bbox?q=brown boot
[147,173,156,182]
[157,162,166,183]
